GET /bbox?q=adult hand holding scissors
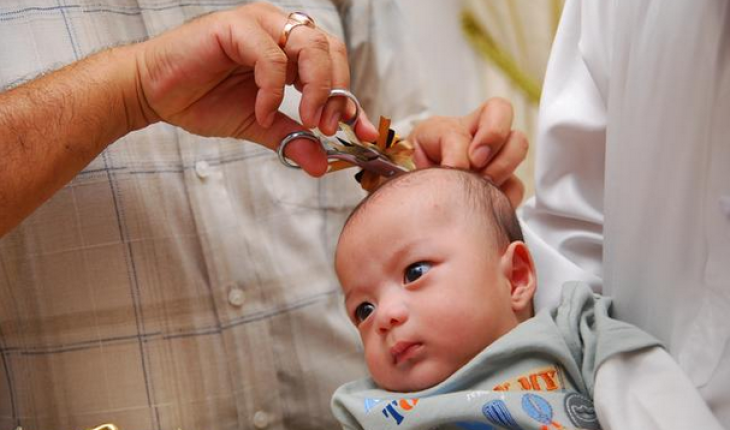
[0,2,377,236]
[136,2,378,176]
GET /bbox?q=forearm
[0,44,152,236]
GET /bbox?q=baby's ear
[499,241,537,319]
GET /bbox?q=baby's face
[336,181,522,392]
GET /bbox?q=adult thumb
[245,111,329,177]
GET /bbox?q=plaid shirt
[0,1,428,429]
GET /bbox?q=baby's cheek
[364,345,390,385]
[364,343,380,369]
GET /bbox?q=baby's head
[335,168,537,392]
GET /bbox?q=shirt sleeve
[594,348,725,430]
[338,0,430,136]
[517,0,610,311]
[553,282,661,396]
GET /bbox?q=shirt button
[228,287,246,307]
[195,160,211,179]
[253,410,270,429]
[719,196,730,219]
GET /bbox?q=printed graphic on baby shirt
[354,365,598,429]
[563,392,599,430]
[482,399,522,429]
[363,397,420,426]
[492,365,566,392]
[522,393,564,429]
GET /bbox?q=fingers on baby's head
[340,167,523,250]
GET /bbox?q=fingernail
[471,146,491,168]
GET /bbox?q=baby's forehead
[340,171,472,243]
[375,170,466,205]
[354,171,464,217]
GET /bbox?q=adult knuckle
[266,86,285,100]
[512,131,529,156]
[247,2,276,13]
[506,178,525,205]
[484,128,509,144]
[491,156,510,173]
[309,32,330,51]
[264,48,288,68]
[431,116,451,126]
[313,79,333,94]
[330,38,348,56]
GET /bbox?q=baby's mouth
[390,341,423,365]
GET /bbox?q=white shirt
[520,0,730,426]
[0,1,428,429]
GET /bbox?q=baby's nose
[376,300,409,334]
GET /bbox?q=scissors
[277,89,407,179]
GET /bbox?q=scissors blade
[363,158,408,178]
[318,116,410,179]
[357,150,408,178]
[336,122,367,147]
[323,137,406,178]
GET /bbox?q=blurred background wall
[397,0,564,200]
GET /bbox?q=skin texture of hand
[407,98,528,207]
[0,2,377,237]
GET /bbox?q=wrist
[114,42,160,133]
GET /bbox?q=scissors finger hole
[277,131,323,168]
[328,89,361,127]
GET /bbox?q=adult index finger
[283,26,333,129]
[466,98,514,169]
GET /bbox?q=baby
[330,168,684,430]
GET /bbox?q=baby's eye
[404,261,431,283]
[354,302,375,324]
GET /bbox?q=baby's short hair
[344,167,523,250]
